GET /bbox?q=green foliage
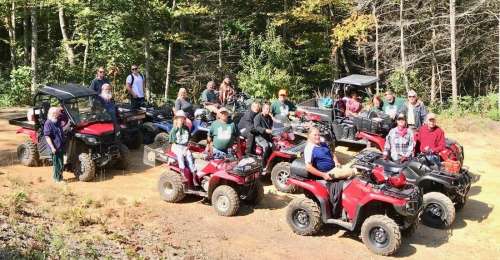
[386,69,424,97]
[436,93,499,121]
[0,66,32,107]
[237,26,306,100]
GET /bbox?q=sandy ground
[0,108,499,259]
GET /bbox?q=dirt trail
[0,109,499,259]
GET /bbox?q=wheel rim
[424,202,446,221]
[292,209,310,228]
[277,169,290,188]
[162,181,174,196]
[18,146,27,161]
[369,226,389,248]
[216,195,230,212]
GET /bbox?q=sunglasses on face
[98,71,105,73]
[408,96,416,98]
[132,68,138,70]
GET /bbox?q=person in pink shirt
[345,90,363,117]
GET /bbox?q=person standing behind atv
[207,107,239,157]
[304,127,354,217]
[44,107,66,183]
[201,81,220,113]
[126,65,145,109]
[271,89,296,118]
[174,88,194,118]
[98,84,118,124]
[416,113,445,166]
[253,102,274,170]
[368,95,384,114]
[383,113,415,163]
[345,89,363,117]
[399,90,428,130]
[382,90,405,119]
[238,102,261,155]
[219,76,236,105]
[89,67,110,94]
[170,110,197,184]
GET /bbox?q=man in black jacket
[254,102,274,170]
[238,102,261,155]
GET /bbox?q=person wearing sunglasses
[399,90,428,130]
[126,65,146,109]
[89,67,110,95]
[271,89,296,118]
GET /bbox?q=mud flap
[328,180,344,219]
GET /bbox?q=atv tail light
[388,172,407,188]
[372,165,385,184]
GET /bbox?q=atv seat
[374,159,404,173]
[290,158,323,181]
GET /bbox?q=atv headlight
[75,133,101,145]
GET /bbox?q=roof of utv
[334,74,379,87]
[38,84,97,100]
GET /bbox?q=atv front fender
[16,128,38,144]
[207,171,246,197]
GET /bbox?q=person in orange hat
[271,89,296,118]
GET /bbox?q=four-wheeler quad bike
[10,84,129,181]
[239,115,306,193]
[144,142,264,216]
[116,106,146,149]
[285,158,423,256]
[294,74,392,150]
[355,148,471,229]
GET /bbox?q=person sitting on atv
[253,102,274,171]
[201,81,220,114]
[304,127,355,217]
[345,89,363,118]
[174,88,194,118]
[271,89,296,118]
[170,110,197,184]
[383,113,415,163]
[44,107,66,183]
[399,90,428,130]
[238,101,261,155]
[415,113,445,166]
[207,107,239,158]
[382,90,405,119]
[98,83,118,124]
[219,76,236,106]
[368,95,384,115]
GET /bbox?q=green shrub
[0,66,32,107]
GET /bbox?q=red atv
[239,123,306,193]
[285,158,422,256]
[9,84,129,181]
[145,142,264,216]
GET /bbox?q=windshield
[64,95,112,125]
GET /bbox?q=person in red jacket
[416,113,445,166]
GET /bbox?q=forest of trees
[0,0,499,118]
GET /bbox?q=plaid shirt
[384,128,415,161]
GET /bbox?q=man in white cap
[207,107,239,157]
[399,89,427,130]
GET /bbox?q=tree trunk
[431,27,437,104]
[23,4,30,66]
[399,0,408,92]
[373,3,379,93]
[497,14,500,111]
[82,37,89,82]
[340,48,350,74]
[164,0,176,101]
[144,34,151,101]
[217,0,223,69]
[450,0,458,107]
[31,3,38,93]
[5,0,16,70]
[58,5,75,66]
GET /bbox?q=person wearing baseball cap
[382,89,405,119]
[399,89,428,130]
[169,110,198,184]
[207,106,239,157]
[416,112,445,156]
[383,112,415,162]
[271,89,296,118]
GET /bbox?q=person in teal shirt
[271,89,296,118]
[207,107,239,157]
[382,90,405,119]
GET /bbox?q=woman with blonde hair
[174,87,194,117]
